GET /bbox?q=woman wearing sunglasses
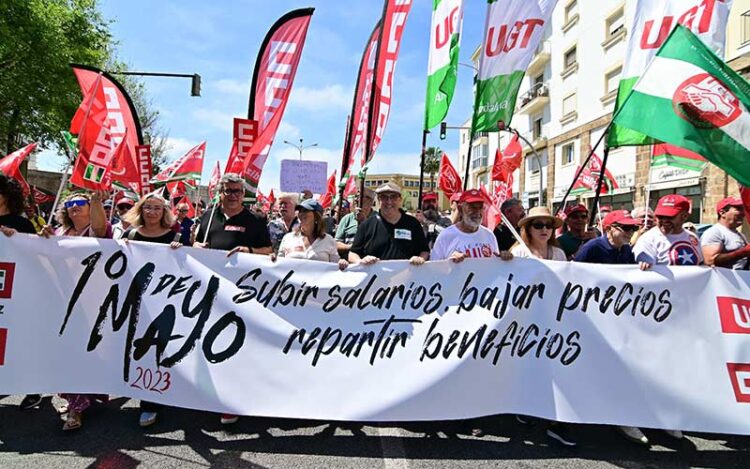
[52,191,111,238]
[510,207,566,262]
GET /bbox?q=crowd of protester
[1,171,748,445]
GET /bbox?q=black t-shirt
[350,210,429,261]
[196,207,272,251]
[493,224,516,251]
[0,214,35,234]
[121,228,179,245]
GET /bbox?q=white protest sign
[280,159,327,193]
[1,234,750,434]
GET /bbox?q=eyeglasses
[116,204,133,211]
[378,194,401,201]
[64,200,89,208]
[612,224,636,233]
[142,205,165,212]
[567,213,588,220]
[223,188,244,196]
[530,222,555,230]
[177,209,189,213]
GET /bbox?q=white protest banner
[608,0,733,147]
[279,159,328,193]
[1,234,750,434]
[472,0,558,133]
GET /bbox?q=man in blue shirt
[574,210,639,264]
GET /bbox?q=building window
[605,66,622,95]
[532,116,543,140]
[563,93,576,117]
[743,11,750,45]
[564,1,579,26]
[562,143,575,165]
[533,73,544,86]
[606,8,625,39]
[564,47,577,70]
[471,143,489,169]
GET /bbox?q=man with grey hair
[268,192,300,252]
[493,198,525,251]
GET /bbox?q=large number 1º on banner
[0,234,749,435]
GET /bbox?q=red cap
[716,196,744,214]
[602,210,640,229]
[116,197,135,207]
[422,192,438,202]
[564,203,588,216]
[459,189,485,204]
[449,192,462,203]
[655,194,691,217]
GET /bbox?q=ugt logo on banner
[0,262,16,299]
[717,297,750,334]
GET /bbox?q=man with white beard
[431,189,513,262]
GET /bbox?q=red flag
[71,65,144,193]
[438,153,462,199]
[319,170,337,209]
[0,143,36,196]
[167,181,187,200]
[173,196,196,219]
[342,173,358,198]
[152,142,205,185]
[208,160,222,200]
[740,184,750,215]
[31,186,55,205]
[590,153,619,192]
[491,134,522,182]
[343,21,381,174]
[243,9,315,193]
[479,182,501,231]
[229,118,259,194]
[268,189,276,206]
[494,173,513,205]
[70,123,128,191]
[365,0,413,165]
[135,145,153,195]
[570,164,598,194]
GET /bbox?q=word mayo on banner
[608,0,733,147]
[1,235,750,434]
[473,0,558,133]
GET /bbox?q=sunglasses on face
[64,200,89,209]
[531,222,555,230]
[223,188,244,196]
[116,204,133,211]
[613,224,636,233]
[177,209,189,213]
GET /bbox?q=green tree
[0,0,112,154]
[423,146,441,193]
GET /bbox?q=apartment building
[460,0,749,223]
[358,173,449,211]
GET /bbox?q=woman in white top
[510,206,567,261]
[277,199,348,270]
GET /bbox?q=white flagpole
[501,212,529,253]
[643,145,654,225]
[201,202,218,244]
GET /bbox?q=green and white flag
[424,0,464,130]
[613,24,750,187]
[472,0,557,134]
[608,0,733,147]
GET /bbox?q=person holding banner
[174,201,194,246]
[348,183,429,266]
[268,193,300,253]
[111,197,135,239]
[510,207,566,262]
[701,197,749,270]
[276,199,346,270]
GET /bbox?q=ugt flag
[424,0,463,130]
[438,152,462,198]
[608,0,733,147]
[612,24,750,187]
[472,0,557,133]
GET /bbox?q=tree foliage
[423,146,441,190]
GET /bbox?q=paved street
[0,395,747,468]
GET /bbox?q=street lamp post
[283,138,318,160]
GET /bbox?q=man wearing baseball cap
[419,192,451,249]
[701,196,749,269]
[431,189,513,262]
[349,182,429,265]
[557,203,597,260]
[633,194,703,272]
[574,210,639,265]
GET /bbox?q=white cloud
[163,137,200,162]
[290,84,352,113]
[214,79,248,96]
[277,121,301,140]
[192,108,235,132]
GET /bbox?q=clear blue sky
[37,0,487,193]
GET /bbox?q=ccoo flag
[424,0,464,130]
[472,0,557,133]
[608,0,733,147]
[613,25,750,187]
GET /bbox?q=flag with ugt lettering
[491,134,522,182]
[472,0,558,133]
[608,0,733,147]
[438,152,462,198]
[612,24,750,187]
[424,0,464,130]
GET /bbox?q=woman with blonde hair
[510,206,566,261]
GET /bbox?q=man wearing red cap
[418,192,451,249]
[574,210,639,264]
[701,196,749,269]
[557,203,597,260]
[431,189,513,262]
[634,194,703,271]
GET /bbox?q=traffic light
[440,122,447,140]
[191,74,202,97]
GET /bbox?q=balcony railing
[527,40,551,75]
[517,81,550,114]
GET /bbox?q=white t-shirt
[430,224,499,261]
[633,227,703,266]
[700,223,749,270]
[510,244,567,261]
[278,231,340,263]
